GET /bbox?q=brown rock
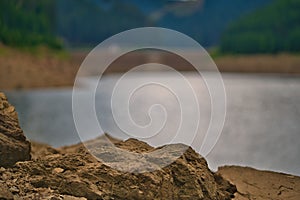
[0,92,31,168]
[0,135,236,199]
[62,195,87,200]
[52,167,64,174]
[0,184,14,200]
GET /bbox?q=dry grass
[0,45,80,90]
[215,54,300,74]
[74,50,300,74]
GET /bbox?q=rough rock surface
[0,136,236,200]
[0,93,31,168]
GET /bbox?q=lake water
[5,72,300,175]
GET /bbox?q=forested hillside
[220,0,300,53]
[56,0,148,46]
[154,0,273,46]
[0,0,62,49]
[57,0,273,47]
[0,0,276,49]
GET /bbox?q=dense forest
[155,0,273,46]
[1,0,274,49]
[6,0,300,54]
[0,0,148,48]
[56,0,273,47]
[220,0,300,54]
[56,0,148,47]
[0,0,62,49]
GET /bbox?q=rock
[52,167,64,174]
[62,195,87,200]
[0,184,14,200]
[9,186,19,193]
[0,92,31,168]
[58,180,102,199]
[30,141,60,160]
[0,135,236,199]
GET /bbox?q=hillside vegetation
[56,0,148,46]
[0,0,273,48]
[0,0,62,49]
[220,0,300,54]
[55,0,273,47]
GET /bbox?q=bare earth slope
[218,166,300,200]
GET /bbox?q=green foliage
[56,0,272,47]
[56,0,149,47]
[0,0,62,49]
[220,0,300,54]
[0,0,148,48]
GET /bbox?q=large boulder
[0,93,31,168]
[0,136,236,199]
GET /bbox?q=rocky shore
[0,92,299,200]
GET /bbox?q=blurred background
[0,0,300,175]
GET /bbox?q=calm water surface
[6,72,300,175]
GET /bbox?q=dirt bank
[218,166,300,200]
[0,45,79,90]
[1,45,300,90]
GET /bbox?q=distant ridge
[220,0,300,53]
[1,0,274,48]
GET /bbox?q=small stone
[50,196,63,200]
[0,167,5,173]
[10,186,19,193]
[2,173,10,181]
[53,167,64,173]
[6,106,15,113]
[62,195,87,200]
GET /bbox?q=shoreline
[1,46,300,90]
[0,92,300,199]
